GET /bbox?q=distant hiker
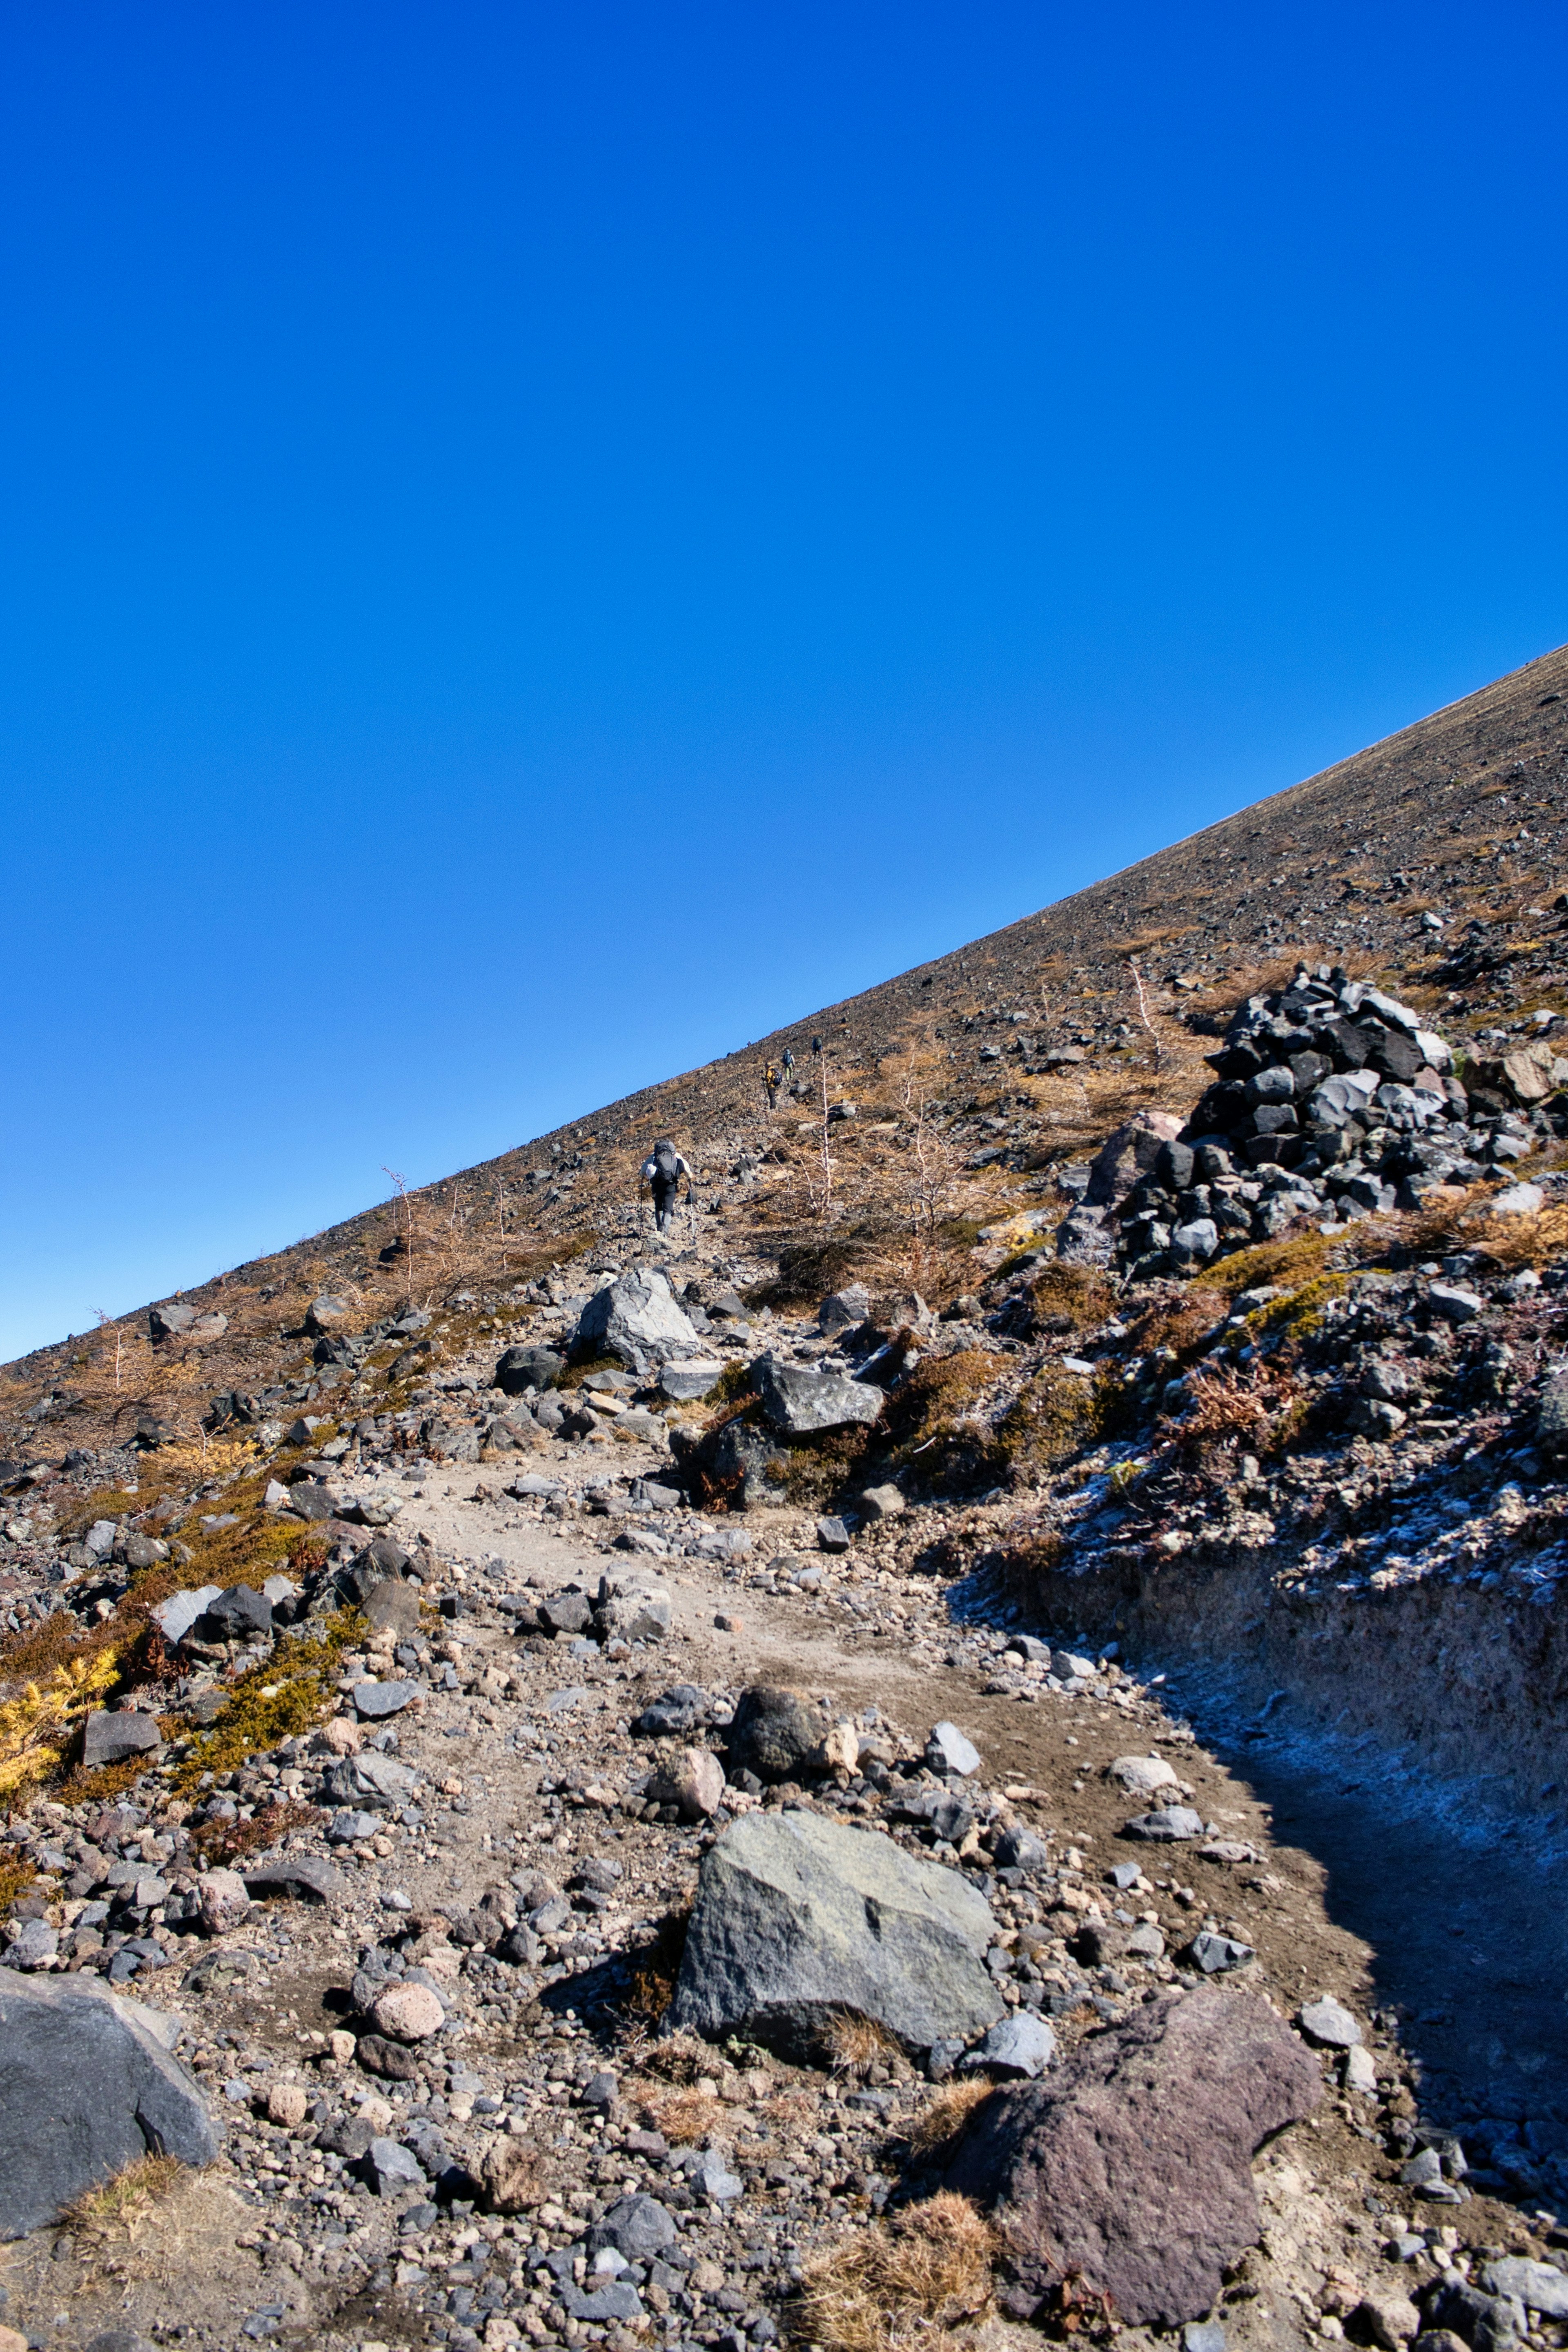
[640,1137,692,1234]
[763,1062,781,1109]
[811,1034,822,1056]
[782,1048,795,1074]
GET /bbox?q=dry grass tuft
[633,2025,713,2084]
[904,2080,996,2158]
[65,2154,185,2243]
[1463,1201,1568,1271]
[791,2191,998,2352]
[821,2009,904,2081]
[642,2084,726,2144]
[1168,1362,1305,1459]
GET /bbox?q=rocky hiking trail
[10,644,1568,2352]
[0,1464,1460,2352]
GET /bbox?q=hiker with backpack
[640,1137,692,1234]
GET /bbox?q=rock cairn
[1063,963,1568,1280]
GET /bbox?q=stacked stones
[1118,963,1561,1280]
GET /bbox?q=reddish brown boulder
[946,1986,1319,2326]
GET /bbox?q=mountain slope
[9,635,1568,1443]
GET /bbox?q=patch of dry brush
[791,2192,998,2352]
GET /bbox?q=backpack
[652,1139,680,1181]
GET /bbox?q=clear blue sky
[5,2,1567,1361]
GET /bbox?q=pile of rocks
[1059,965,1568,1279]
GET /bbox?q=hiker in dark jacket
[640,1138,692,1233]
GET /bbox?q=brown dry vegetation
[791,2192,999,2352]
[64,2154,186,2245]
[820,2009,904,2081]
[903,2080,996,2159]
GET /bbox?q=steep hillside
[4,648,1568,2349]
[9,636,1568,1448]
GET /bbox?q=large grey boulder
[242,1854,342,1902]
[148,1302,198,1341]
[575,1271,699,1371]
[946,1986,1320,2325]
[668,1811,1004,2058]
[0,1972,220,2236]
[753,1359,882,1437]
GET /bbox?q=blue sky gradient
[4,2,1567,1357]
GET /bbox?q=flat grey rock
[1482,2261,1568,2318]
[589,2192,676,2260]
[566,2282,645,2322]
[1188,1932,1254,1974]
[1124,1805,1206,1842]
[353,1679,419,1719]
[151,1586,221,1644]
[659,1360,725,1400]
[994,1826,1050,1873]
[669,1810,1003,2057]
[1489,1183,1545,1218]
[965,2012,1057,2077]
[82,1709,163,1768]
[204,1582,272,1638]
[3,1919,58,1969]
[539,1589,594,1635]
[690,2148,742,2200]
[495,1343,566,1394]
[1298,1996,1361,2048]
[0,1971,220,2237]
[243,1855,342,1902]
[321,1752,418,1811]
[363,2134,425,2194]
[1106,1754,1179,1796]
[288,1482,340,1521]
[753,1358,883,1436]
[327,1808,382,1843]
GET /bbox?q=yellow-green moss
[1245,1272,1350,1343]
[996,1365,1117,1476]
[173,1609,363,1790]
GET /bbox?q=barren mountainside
[4,648,1568,2352]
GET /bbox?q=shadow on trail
[1211,1718,1568,2167]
